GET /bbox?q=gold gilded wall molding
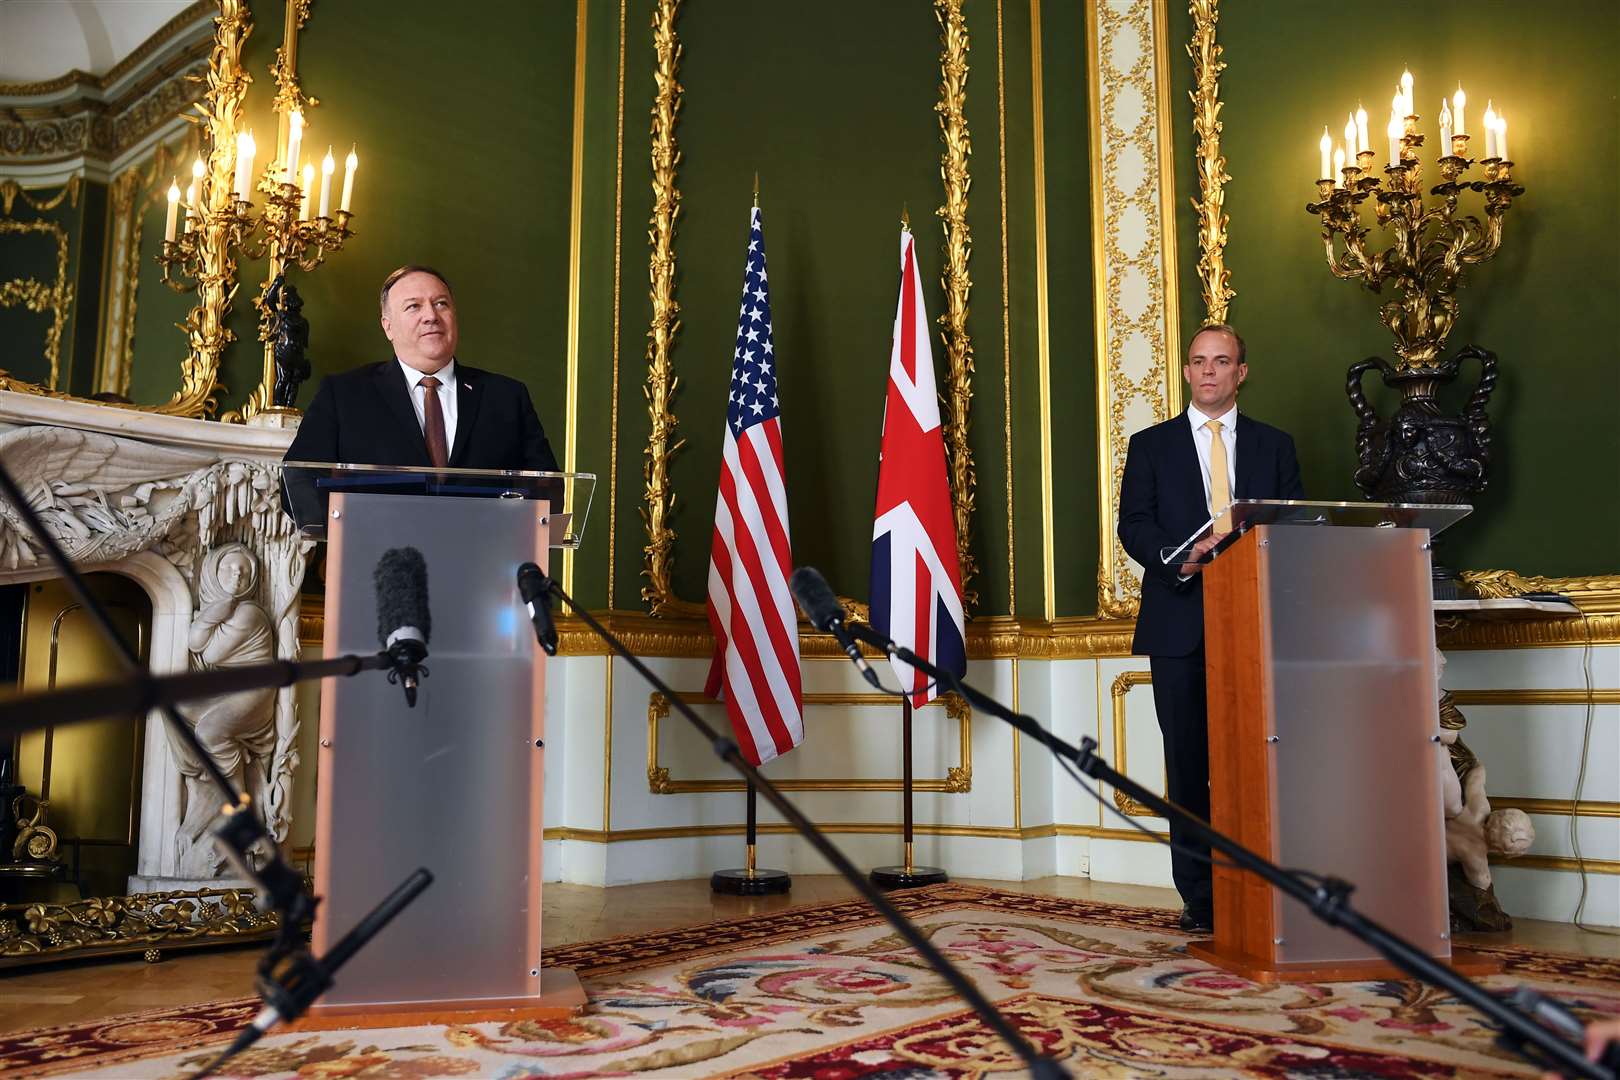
[1493,797,1620,820]
[1088,0,1184,619]
[1186,0,1232,322]
[0,50,212,169]
[640,0,686,616]
[1109,669,1157,816]
[1030,0,1056,622]
[1458,570,1620,608]
[995,0,1015,618]
[608,0,628,610]
[647,691,971,794]
[543,821,1169,844]
[935,0,980,612]
[1447,689,1620,707]
[1489,854,1620,877]
[0,177,81,216]
[97,130,201,397]
[0,220,75,391]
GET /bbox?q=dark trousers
[1149,651,1213,913]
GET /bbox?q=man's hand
[1540,1016,1620,1079]
[1179,531,1228,578]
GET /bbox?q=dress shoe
[1179,906,1214,933]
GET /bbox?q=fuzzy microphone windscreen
[374,546,431,647]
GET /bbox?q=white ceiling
[0,1,193,85]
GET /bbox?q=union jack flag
[704,205,804,765]
[870,227,966,706]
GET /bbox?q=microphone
[789,567,881,690]
[516,562,558,656]
[374,547,431,706]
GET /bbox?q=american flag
[704,205,804,766]
[870,227,966,706]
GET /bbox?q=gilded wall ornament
[1187,0,1233,322]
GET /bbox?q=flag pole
[713,776,791,895]
[871,694,948,889]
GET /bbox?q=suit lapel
[1235,412,1259,500]
[1171,412,1208,520]
[449,366,484,467]
[376,360,431,466]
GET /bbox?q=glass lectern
[281,462,594,1024]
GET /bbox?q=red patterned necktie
[419,375,448,468]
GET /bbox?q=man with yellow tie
[1117,323,1304,933]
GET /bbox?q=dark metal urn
[1346,345,1497,597]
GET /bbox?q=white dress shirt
[1186,401,1238,513]
[398,358,459,454]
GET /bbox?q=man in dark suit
[285,264,559,472]
[282,265,559,524]
[1117,323,1304,932]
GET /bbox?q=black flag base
[870,864,948,889]
[711,865,793,896]
[871,843,948,889]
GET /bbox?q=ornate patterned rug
[3,884,1616,1078]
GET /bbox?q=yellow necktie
[1206,419,1231,532]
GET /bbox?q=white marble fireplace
[0,391,308,892]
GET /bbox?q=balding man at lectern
[1117,323,1304,934]
[285,264,559,474]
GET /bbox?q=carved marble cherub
[174,542,277,876]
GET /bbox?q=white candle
[232,132,248,200]
[1387,114,1403,164]
[300,164,314,220]
[1319,127,1332,180]
[1400,68,1414,116]
[318,147,335,218]
[1344,115,1357,161]
[1355,105,1370,154]
[1333,145,1346,187]
[164,180,180,242]
[1483,101,1497,157]
[1452,85,1467,137]
[1439,101,1453,153]
[1495,112,1508,160]
[340,145,357,212]
[285,110,303,185]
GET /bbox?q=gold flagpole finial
[901,202,910,230]
[753,171,760,208]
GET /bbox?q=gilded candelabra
[1307,107,1524,596]
[159,0,356,424]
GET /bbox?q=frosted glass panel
[316,492,545,1007]
[1262,525,1450,965]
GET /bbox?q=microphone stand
[0,650,402,737]
[838,620,1615,1080]
[0,459,428,1079]
[535,574,1068,1080]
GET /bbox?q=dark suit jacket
[1117,410,1303,658]
[281,360,560,527]
[284,359,560,471]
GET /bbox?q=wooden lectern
[288,467,587,1028]
[1186,501,1496,983]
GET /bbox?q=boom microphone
[374,547,431,706]
[789,567,881,690]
